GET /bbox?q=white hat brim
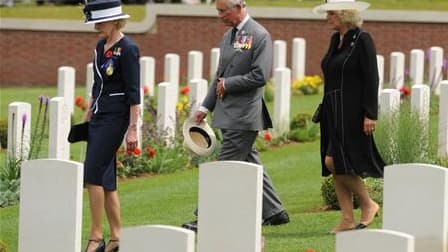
[84,14,130,24]
[182,117,217,157]
[312,2,370,14]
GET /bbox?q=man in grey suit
[182,0,289,232]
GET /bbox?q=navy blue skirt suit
[84,36,140,191]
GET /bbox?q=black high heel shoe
[84,239,105,252]
[105,239,119,252]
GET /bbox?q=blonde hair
[336,10,363,29]
[116,19,127,30]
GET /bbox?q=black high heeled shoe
[105,239,119,252]
[84,239,105,252]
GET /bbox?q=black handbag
[67,122,89,143]
[311,103,322,123]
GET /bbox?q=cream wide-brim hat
[313,0,370,14]
[182,117,217,157]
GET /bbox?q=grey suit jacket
[202,17,273,131]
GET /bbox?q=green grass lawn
[1,0,447,20]
[0,87,369,251]
[0,140,382,252]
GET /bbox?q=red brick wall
[0,16,447,86]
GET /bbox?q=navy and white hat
[83,0,130,24]
[313,0,370,14]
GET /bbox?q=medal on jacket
[105,59,114,76]
[233,30,253,50]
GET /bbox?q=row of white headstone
[6,41,448,161]
[17,159,448,252]
[18,159,265,252]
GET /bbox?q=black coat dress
[319,28,385,178]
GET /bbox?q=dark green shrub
[290,113,311,130]
[0,119,6,149]
[0,240,10,252]
[0,178,20,208]
[288,113,319,142]
[321,176,383,210]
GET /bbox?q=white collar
[236,14,250,31]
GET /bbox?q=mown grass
[1,0,447,20]
[0,140,382,252]
[0,86,356,251]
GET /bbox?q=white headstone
[18,159,84,252]
[197,161,263,252]
[377,55,384,94]
[157,82,176,144]
[7,102,31,160]
[390,52,405,89]
[383,163,448,252]
[336,229,415,252]
[85,62,94,99]
[273,67,291,137]
[429,46,444,95]
[164,53,180,103]
[121,225,195,252]
[48,97,70,160]
[410,49,424,86]
[292,38,306,81]
[140,56,155,97]
[57,66,75,114]
[189,78,208,116]
[273,40,287,71]
[439,81,448,158]
[379,89,401,117]
[188,50,203,83]
[411,84,430,126]
[210,48,220,82]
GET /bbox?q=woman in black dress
[313,0,385,233]
[82,0,141,251]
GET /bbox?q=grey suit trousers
[218,129,285,220]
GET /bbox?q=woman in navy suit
[82,1,140,251]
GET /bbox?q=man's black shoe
[262,211,290,226]
[181,220,198,232]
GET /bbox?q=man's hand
[194,110,207,125]
[216,78,226,100]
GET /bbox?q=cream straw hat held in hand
[313,0,370,14]
[182,117,217,157]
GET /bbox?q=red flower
[143,86,150,94]
[145,146,156,158]
[306,249,315,252]
[180,86,190,95]
[133,147,141,156]
[399,85,411,97]
[75,96,84,106]
[105,50,113,58]
[264,131,272,141]
[126,149,133,155]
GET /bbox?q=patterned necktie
[230,27,238,45]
